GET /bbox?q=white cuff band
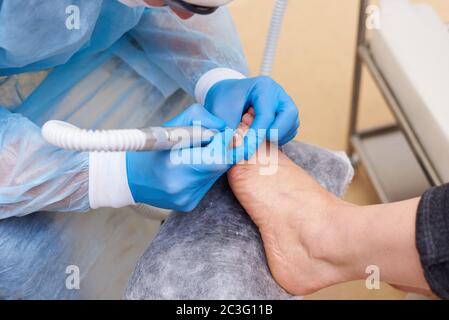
[89,152,135,209]
[195,68,246,105]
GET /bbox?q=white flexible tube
[42,120,147,152]
[260,0,289,76]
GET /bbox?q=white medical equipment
[42,121,218,152]
[348,0,449,202]
[42,0,289,153]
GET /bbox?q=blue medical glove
[126,104,250,212]
[204,76,300,150]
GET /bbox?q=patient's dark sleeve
[416,183,449,299]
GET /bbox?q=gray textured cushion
[125,141,354,299]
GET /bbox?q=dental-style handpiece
[42,120,218,152]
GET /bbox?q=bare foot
[228,112,353,295]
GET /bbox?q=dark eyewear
[164,0,219,15]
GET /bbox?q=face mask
[117,0,152,8]
[117,0,233,9]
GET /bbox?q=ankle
[303,200,364,285]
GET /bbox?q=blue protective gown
[0,0,247,218]
[0,0,247,298]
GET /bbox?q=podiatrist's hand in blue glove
[204,76,300,149]
[126,104,255,212]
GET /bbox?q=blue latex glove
[126,104,254,212]
[204,76,300,150]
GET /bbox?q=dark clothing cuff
[416,183,449,299]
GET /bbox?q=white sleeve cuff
[89,152,136,209]
[194,68,246,105]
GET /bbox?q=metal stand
[348,0,443,203]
